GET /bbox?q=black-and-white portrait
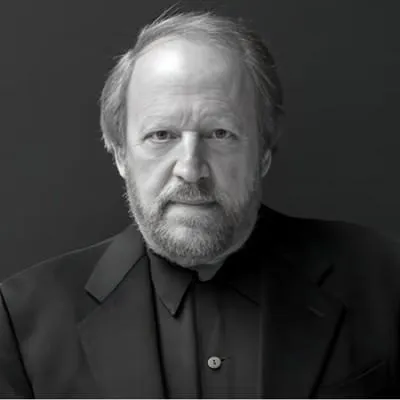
[1,1,400,398]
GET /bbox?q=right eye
[147,130,177,143]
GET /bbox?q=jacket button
[208,356,222,369]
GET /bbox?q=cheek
[127,150,171,202]
[212,155,253,197]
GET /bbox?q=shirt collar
[146,204,275,317]
[147,248,195,316]
[147,233,262,317]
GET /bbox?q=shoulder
[261,205,400,264]
[261,205,400,302]
[2,234,112,295]
[0,225,134,318]
[302,215,400,269]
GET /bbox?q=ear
[261,149,272,177]
[113,147,127,179]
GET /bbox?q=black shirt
[147,243,264,398]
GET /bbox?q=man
[1,10,400,398]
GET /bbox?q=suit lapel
[78,225,165,398]
[254,207,346,398]
[258,252,345,398]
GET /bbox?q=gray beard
[123,168,262,267]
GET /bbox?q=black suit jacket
[1,204,400,398]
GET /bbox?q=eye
[147,130,177,142]
[211,129,233,140]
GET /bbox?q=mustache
[161,183,216,204]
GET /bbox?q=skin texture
[115,37,271,267]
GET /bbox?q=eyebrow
[138,109,243,133]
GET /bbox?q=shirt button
[207,356,222,370]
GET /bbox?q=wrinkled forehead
[127,37,255,111]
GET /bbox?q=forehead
[127,38,255,117]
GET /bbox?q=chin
[168,224,204,239]
[150,225,230,267]
[165,205,222,229]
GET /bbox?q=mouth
[170,200,216,207]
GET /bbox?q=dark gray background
[1,0,399,280]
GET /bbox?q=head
[100,10,284,267]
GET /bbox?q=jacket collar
[84,223,145,302]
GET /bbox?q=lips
[170,200,215,206]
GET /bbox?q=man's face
[115,38,264,267]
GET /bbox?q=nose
[172,132,210,183]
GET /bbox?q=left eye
[211,129,232,139]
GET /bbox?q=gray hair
[100,9,284,159]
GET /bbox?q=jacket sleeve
[0,288,33,398]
